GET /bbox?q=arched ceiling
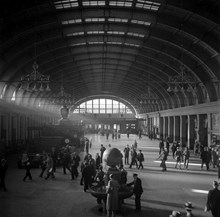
[0,0,220,114]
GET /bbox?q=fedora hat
[184,202,193,209]
[169,210,181,217]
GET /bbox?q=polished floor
[0,134,218,217]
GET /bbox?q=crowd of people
[1,134,220,217]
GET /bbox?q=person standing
[82,162,92,192]
[0,158,8,192]
[171,143,177,159]
[205,181,220,217]
[124,145,130,165]
[127,173,143,211]
[183,147,190,169]
[137,150,144,169]
[100,144,106,163]
[95,153,101,169]
[51,147,58,172]
[106,174,120,217]
[201,147,210,170]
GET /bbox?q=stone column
[207,113,212,147]
[174,116,180,142]
[197,114,208,146]
[159,116,163,139]
[164,117,168,138]
[180,115,187,146]
[168,116,174,142]
[187,115,195,149]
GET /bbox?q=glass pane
[93,108,99,113]
[119,103,125,113]
[106,99,112,109]
[100,98,105,111]
[93,99,99,108]
[80,102,85,108]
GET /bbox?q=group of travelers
[122,142,145,170]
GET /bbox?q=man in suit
[127,173,143,211]
[205,180,220,217]
[0,158,8,192]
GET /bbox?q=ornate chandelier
[52,85,74,106]
[167,19,197,93]
[166,64,197,93]
[19,61,51,92]
[140,87,158,104]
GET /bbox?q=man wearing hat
[205,180,220,217]
[127,173,143,211]
[184,202,194,217]
[169,210,181,217]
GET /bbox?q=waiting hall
[0,1,220,217]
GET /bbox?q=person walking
[45,154,55,180]
[175,147,182,169]
[127,173,143,211]
[159,140,164,155]
[157,148,168,171]
[106,174,120,217]
[23,156,32,182]
[205,180,220,217]
[183,147,190,169]
[123,145,130,165]
[0,158,8,192]
[39,153,47,178]
[137,150,144,169]
[70,152,80,180]
[129,148,138,169]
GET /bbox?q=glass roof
[54,0,161,10]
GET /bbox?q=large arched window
[73,98,133,114]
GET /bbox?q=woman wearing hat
[106,174,120,217]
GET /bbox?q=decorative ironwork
[19,61,51,92]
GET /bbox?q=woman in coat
[106,174,120,217]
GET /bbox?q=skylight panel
[87,31,105,34]
[124,43,140,47]
[108,18,128,23]
[82,1,106,6]
[54,0,79,9]
[107,42,123,45]
[88,41,104,45]
[85,18,105,22]
[66,32,85,37]
[61,19,82,25]
[109,0,132,7]
[71,42,86,46]
[127,32,145,38]
[131,19,151,26]
[135,0,160,11]
[107,31,125,35]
